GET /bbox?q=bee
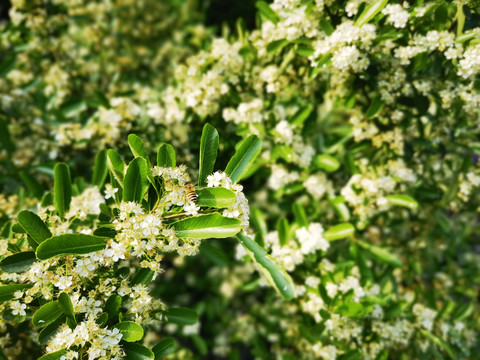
[185,183,198,204]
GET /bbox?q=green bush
[0,0,479,359]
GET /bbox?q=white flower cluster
[207,171,250,227]
[382,4,409,28]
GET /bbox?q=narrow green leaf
[225,135,261,183]
[123,342,154,360]
[386,194,418,210]
[32,301,63,327]
[330,196,351,221]
[256,1,280,24]
[335,302,373,318]
[17,210,52,245]
[54,163,72,218]
[237,232,294,300]
[276,218,289,246]
[38,316,66,345]
[358,240,402,267]
[198,124,219,186]
[366,97,384,119]
[196,188,236,208]
[291,105,313,126]
[114,321,144,342]
[38,349,67,360]
[324,223,355,241]
[266,39,289,53]
[0,251,36,273]
[58,293,76,327]
[172,213,242,239]
[0,284,33,302]
[165,307,198,325]
[131,268,155,285]
[157,143,176,168]
[92,149,108,188]
[104,294,122,321]
[419,329,456,358]
[128,134,149,160]
[313,154,341,172]
[107,149,126,186]
[354,0,389,27]
[0,117,14,154]
[123,157,149,203]
[292,203,308,227]
[19,170,44,198]
[36,234,107,260]
[152,338,176,359]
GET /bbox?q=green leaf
[196,188,236,208]
[419,329,456,358]
[19,170,44,198]
[354,0,388,27]
[114,321,144,342]
[266,39,289,54]
[152,338,176,359]
[107,149,126,186]
[128,134,149,161]
[92,149,108,188]
[276,218,289,246]
[123,157,149,203]
[157,143,176,168]
[256,1,280,24]
[104,294,122,321]
[237,233,294,300]
[324,223,355,241]
[330,196,351,222]
[131,268,155,285]
[0,251,36,273]
[198,124,219,186]
[38,316,66,345]
[225,135,261,183]
[357,240,402,267]
[385,194,418,210]
[123,342,154,360]
[165,307,198,325]
[335,302,373,317]
[36,234,107,260]
[313,154,340,172]
[291,105,313,126]
[58,292,76,327]
[292,203,308,228]
[38,349,67,360]
[0,117,14,154]
[199,242,229,267]
[172,213,242,239]
[366,97,384,119]
[32,301,63,327]
[0,284,33,302]
[53,163,72,218]
[17,210,52,246]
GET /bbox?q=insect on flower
[185,183,198,204]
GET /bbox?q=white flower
[104,184,119,199]
[184,202,200,216]
[10,301,27,316]
[54,276,73,291]
[207,171,226,187]
[105,242,126,262]
[74,258,97,277]
[295,223,329,254]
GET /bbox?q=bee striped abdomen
[185,183,198,203]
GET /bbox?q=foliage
[1,0,480,359]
